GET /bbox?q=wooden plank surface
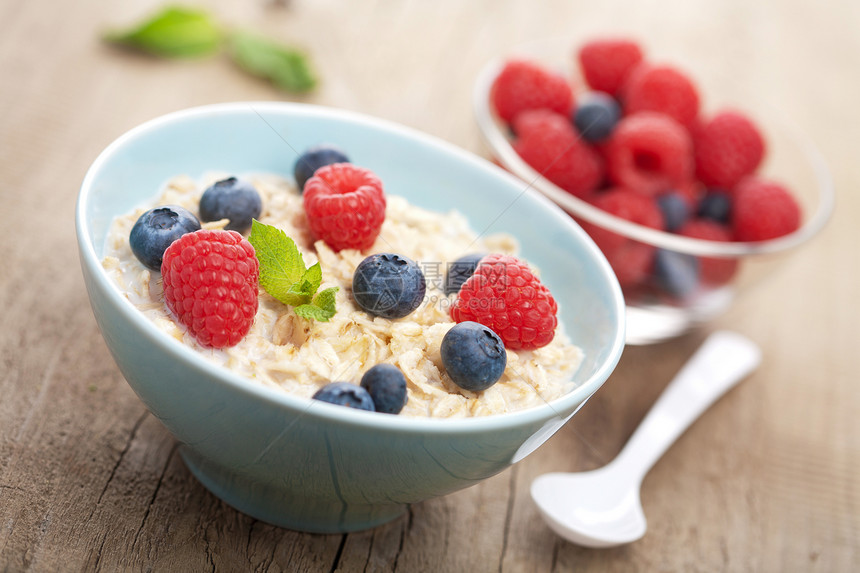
[1,0,858,571]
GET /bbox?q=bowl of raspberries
[474,36,834,343]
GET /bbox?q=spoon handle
[612,331,761,481]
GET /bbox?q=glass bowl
[472,37,834,344]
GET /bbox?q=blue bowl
[76,102,625,533]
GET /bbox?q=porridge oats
[103,172,584,417]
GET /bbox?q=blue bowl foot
[179,446,408,533]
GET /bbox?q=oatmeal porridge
[102,172,583,417]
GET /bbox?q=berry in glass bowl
[473,36,834,344]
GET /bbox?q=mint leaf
[248,220,337,321]
[104,6,222,58]
[299,263,322,294]
[249,220,306,304]
[294,304,333,322]
[228,30,316,93]
[295,287,339,322]
[279,261,322,306]
[280,285,312,308]
[313,287,339,313]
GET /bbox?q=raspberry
[161,230,259,349]
[622,64,700,127]
[732,177,801,241]
[578,38,644,96]
[694,110,766,188]
[512,109,603,198]
[510,107,563,136]
[583,187,664,252]
[491,59,574,123]
[678,219,738,285]
[303,163,386,252]
[580,188,663,288]
[604,241,655,289]
[450,254,558,351]
[672,178,704,210]
[605,112,694,195]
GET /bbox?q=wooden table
[2,1,857,570]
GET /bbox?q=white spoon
[531,330,761,548]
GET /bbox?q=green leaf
[294,287,339,322]
[104,6,222,58]
[299,263,322,294]
[247,220,337,321]
[279,261,322,306]
[228,30,316,93]
[313,287,339,313]
[249,220,306,304]
[280,284,312,308]
[294,304,333,322]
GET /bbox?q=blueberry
[654,249,700,299]
[572,92,621,143]
[312,382,375,411]
[441,321,507,392]
[360,364,408,414]
[657,192,690,232]
[352,253,426,319]
[444,253,486,296]
[198,177,262,233]
[129,205,201,271]
[697,190,732,224]
[294,144,350,192]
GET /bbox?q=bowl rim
[76,101,626,435]
[472,37,835,258]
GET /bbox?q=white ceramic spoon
[531,330,762,548]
